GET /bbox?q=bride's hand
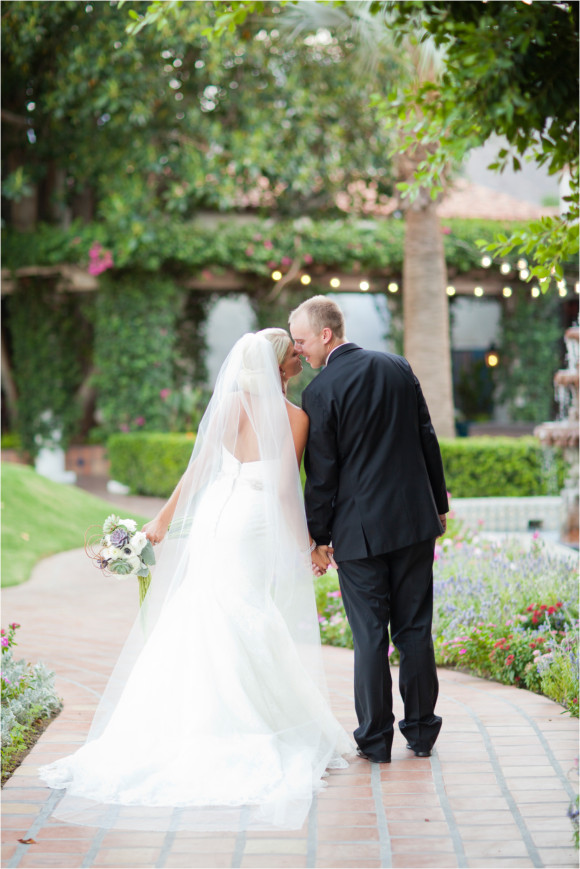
[311,545,336,575]
[142,515,169,546]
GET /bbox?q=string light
[271,270,282,281]
[519,268,530,280]
[531,286,540,298]
[557,279,567,291]
[446,285,456,296]
[330,277,341,288]
[481,255,492,268]
[502,287,512,298]
[300,274,311,285]
[517,258,528,270]
[359,281,370,291]
[387,282,399,293]
[558,286,568,297]
[500,263,511,275]
[486,352,499,368]
[474,286,484,297]
[575,282,579,294]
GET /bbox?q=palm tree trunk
[403,202,455,438]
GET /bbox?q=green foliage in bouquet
[107,432,196,496]
[93,275,180,436]
[439,436,566,498]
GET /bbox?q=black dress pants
[337,537,442,761]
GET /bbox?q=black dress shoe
[356,748,391,763]
[405,744,431,757]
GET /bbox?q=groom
[289,295,448,763]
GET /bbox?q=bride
[39,329,353,832]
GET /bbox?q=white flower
[103,546,123,561]
[130,531,148,554]
[119,519,137,533]
[125,555,142,574]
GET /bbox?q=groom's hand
[311,544,337,575]
[438,514,447,536]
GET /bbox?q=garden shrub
[1,624,62,777]
[439,436,566,497]
[108,432,196,496]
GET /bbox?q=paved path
[2,545,578,869]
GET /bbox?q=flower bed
[315,534,578,716]
[1,624,62,782]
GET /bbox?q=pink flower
[327,590,342,598]
[505,654,515,666]
[532,531,540,540]
[160,388,171,400]
[303,253,313,264]
[1,637,9,648]
[9,623,20,630]
[120,424,130,433]
[245,246,254,257]
[134,417,145,427]
[442,226,451,234]
[263,240,273,250]
[459,649,467,655]
[281,256,292,267]
[388,644,395,657]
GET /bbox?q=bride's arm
[286,401,309,467]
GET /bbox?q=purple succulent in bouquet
[110,527,130,548]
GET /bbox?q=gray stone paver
[2,530,578,868]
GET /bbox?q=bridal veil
[39,333,351,831]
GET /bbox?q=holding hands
[311,544,337,577]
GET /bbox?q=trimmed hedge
[108,433,565,499]
[439,437,565,498]
[108,433,196,497]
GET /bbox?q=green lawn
[1,463,148,587]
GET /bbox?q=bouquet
[86,515,155,606]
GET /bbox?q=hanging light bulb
[387,282,399,293]
[531,286,540,298]
[519,268,530,280]
[517,258,528,270]
[474,286,484,297]
[446,285,456,296]
[481,255,492,268]
[330,277,341,288]
[271,270,282,281]
[502,287,512,298]
[500,263,511,275]
[300,274,311,285]
[575,282,579,294]
[558,286,568,297]
[359,281,370,291]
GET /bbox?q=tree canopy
[129,0,578,283]
[1,0,398,234]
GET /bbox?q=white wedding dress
[39,335,353,832]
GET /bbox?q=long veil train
[39,333,353,831]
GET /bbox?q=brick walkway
[2,545,578,869]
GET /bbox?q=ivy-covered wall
[1,217,534,277]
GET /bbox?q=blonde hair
[256,328,293,365]
[288,295,345,339]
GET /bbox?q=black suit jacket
[302,343,449,561]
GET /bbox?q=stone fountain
[535,324,579,546]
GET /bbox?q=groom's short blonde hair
[289,295,345,339]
